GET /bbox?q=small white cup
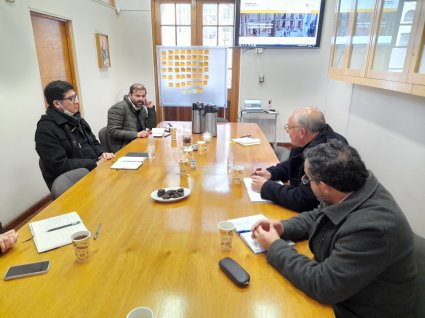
[232,165,245,184]
[71,230,91,262]
[218,221,235,251]
[126,307,154,318]
[197,140,206,154]
[202,131,212,143]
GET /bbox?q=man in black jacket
[35,80,115,189]
[251,107,347,212]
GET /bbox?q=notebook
[111,156,146,170]
[152,128,165,137]
[243,177,283,202]
[228,214,294,254]
[29,211,88,253]
[232,137,261,146]
[244,99,263,113]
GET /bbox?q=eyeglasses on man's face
[62,94,79,103]
[283,124,299,133]
[301,174,315,185]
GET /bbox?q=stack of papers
[29,211,88,253]
[228,214,294,254]
[152,128,165,137]
[232,137,261,146]
[111,155,146,170]
[243,177,283,203]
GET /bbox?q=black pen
[240,134,251,138]
[93,223,102,240]
[47,221,81,232]
[250,168,262,177]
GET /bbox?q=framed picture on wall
[95,33,111,68]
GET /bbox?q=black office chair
[98,126,112,152]
[50,168,89,200]
[274,146,290,162]
[414,234,425,318]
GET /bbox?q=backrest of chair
[274,146,290,162]
[51,168,89,200]
[216,117,228,123]
[414,234,425,318]
[99,126,112,152]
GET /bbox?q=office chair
[50,168,89,200]
[414,234,425,318]
[274,146,290,162]
[98,126,112,152]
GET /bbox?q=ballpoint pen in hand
[93,223,102,240]
[240,134,251,138]
[250,168,262,177]
[47,221,81,232]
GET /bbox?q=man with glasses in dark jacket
[35,80,115,190]
[251,107,347,212]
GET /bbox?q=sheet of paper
[232,137,261,146]
[228,214,268,232]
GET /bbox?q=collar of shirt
[130,100,146,113]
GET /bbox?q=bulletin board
[156,46,227,107]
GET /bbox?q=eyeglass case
[219,257,250,288]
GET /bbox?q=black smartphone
[4,260,50,280]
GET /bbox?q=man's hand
[0,230,19,253]
[252,221,283,251]
[143,97,154,108]
[252,168,271,180]
[251,175,268,192]
[137,131,149,138]
[251,219,284,237]
[99,152,115,160]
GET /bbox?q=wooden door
[30,12,78,107]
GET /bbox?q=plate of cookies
[151,187,191,202]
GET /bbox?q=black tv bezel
[234,0,326,48]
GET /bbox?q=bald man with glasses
[251,107,347,212]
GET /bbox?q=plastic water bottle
[148,134,156,160]
[227,142,234,173]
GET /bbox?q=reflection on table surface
[0,122,334,318]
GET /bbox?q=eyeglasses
[284,124,299,132]
[62,94,79,103]
[301,174,315,185]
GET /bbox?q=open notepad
[232,137,261,146]
[228,214,294,254]
[29,211,88,253]
[243,178,283,203]
[111,155,146,170]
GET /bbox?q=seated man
[252,140,416,317]
[35,80,114,190]
[107,83,157,153]
[0,229,18,254]
[251,107,347,212]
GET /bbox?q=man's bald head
[291,107,326,134]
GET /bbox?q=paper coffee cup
[170,127,177,140]
[126,307,154,318]
[232,165,245,184]
[178,158,189,175]
[218,221,235,251]
[197,141,206,154]
[71,230,91,262]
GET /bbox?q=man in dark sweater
[251,107,347,212]
[35,80,115,189]
[252,140,416,317]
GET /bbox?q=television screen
[235,0,326,48]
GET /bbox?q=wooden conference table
[0,122,334,318]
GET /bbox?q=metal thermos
[192,102,204,134]
[203,104,218,137]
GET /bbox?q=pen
[240,134,251,138]
[93,223,102,240]
[250,168,262,177]
[47,221,81,232]
[237,230,251,234]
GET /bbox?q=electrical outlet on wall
[259,75,265,83]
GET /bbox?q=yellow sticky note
[204,49,209,54]
[162,68,166,73]
[176,74,181,79]
[204,75,209,79]
[182,82,186,87]
[162,75,166,79]
[199,62,204,67]
[205,56,209,61]
[168,55,173,60]
[198,87,203,93]
[199,56,203,60]
[181,55,185,60]
[198,68,202,73]
[187,49,192,54]
[176,83,181,88]
[193,55,197,60]
[192,68,197,72]
[204,67,209,72]
[162,50,166,55]
[191,61,196,66]
[180,50,185,54]
[168,50,173,54]
[198,81,202,86]
[187,74,191,79]
[162,62,166,66]
[181,68,186,72]
[187,56,192,60]
[188,81,192,86]
[175,68,179,72]
[168,75,173,80]
[197,50,202,54]
[175,55,179,60]
[181,62,185,66]
[203,80,208,85]
[168,61,172,66]
[169,82,174,87]
[174,49,178,54]
[175,62,180,66]
[181,74,185,79]
[204,62,209,67]
[168,68,172,72]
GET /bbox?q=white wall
[0,0,155,225]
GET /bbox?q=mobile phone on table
[4,260,50,280]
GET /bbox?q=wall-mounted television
[235,0,326,48]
